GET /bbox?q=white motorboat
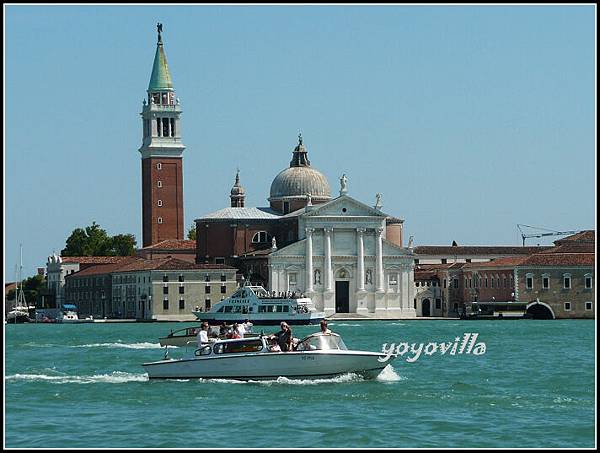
[60,305,94,323]
[143,332,395,380]
[192,285,325,325]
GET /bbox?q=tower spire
[290,132,311,167]
[230,169,246,207]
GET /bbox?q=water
[4,320,595,448]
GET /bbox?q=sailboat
[6,245,34,323]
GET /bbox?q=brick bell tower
[139,23,185,247]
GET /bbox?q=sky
[4,4,596,281]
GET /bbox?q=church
[195,135,417,318]
[138,25,416,318]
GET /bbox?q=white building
[269,194,416,318]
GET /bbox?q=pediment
[270,239,306,257]
[303,195,388,218]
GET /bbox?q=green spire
[148,40,173,92]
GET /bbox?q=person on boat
[230,323,242,339]
[319,319,332,334]
[219,322,230,337]
[269,322,293,352]
[196,322,210,347]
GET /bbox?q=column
[324,227,333,292]
[305,228,314,292]
[357,228,365,291]
[375,227,384,292]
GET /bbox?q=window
[215,258,225,265]
[163,275,169,282]
[585,274,592,289]
[490,277,494,288]
[443,279,447,289]
[484,276,488,288]
[542,275,550,289]
[252,231,271,244]
[435,299,441,309]
[453,279,458,289]
[163,286,168,295]
[179,299,185,310]
[205,286,211,294]
[220,274,226,282]
[221,286,226,294]
[156,118,161,136]
[205,299,211,310]
[283,201,290,214]
[170,118,175,137]
[563,274,571,289]
[585,302,592,311]
[178,275,184,282]
[157,180,162,188]
[205,274,211,282]
[157,217,163,224]
[564,302,571,311]
[156,162,162,170]
[179,286,184,294]
[163,299,169,310]
[441,258,447,264]
[526,274,533,290]
[157,200,163,207]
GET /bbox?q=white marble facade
[269,195,416,318]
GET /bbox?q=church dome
[269,166,331,200]
[268,135,331,202]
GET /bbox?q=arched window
[251,231,271,244]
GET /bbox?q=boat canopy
[296,333,348,351]
[63,304,77,310]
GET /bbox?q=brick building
[136,239,196,263]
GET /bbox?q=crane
[517,224,580,246]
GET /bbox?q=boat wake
[5,371,148,384]
[376,365,405,382]
[72,342,162,349]
[195,373,365,386]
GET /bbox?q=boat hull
[143,350,391,380]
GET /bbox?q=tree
[61,222,137,256]
[187,223,197,241]
[7,274,45,306]
[109,234,137,256]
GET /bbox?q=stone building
[136,239,197,263]
[64,257,237,320]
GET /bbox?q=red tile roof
[413,246,552,256]
[463,256,530,269]
[61,256,131,264]
[518,253,595,267]
[67,257,142,277]
[141,240,197,250]
[114,257,235,273]
[554,230,595,244]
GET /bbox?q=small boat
[60,305,94,323]
[143,332,395,380]
[159,323,258,347]
[6,245,35,324]
[192,285,325,325]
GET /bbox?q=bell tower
[139,23,186,247]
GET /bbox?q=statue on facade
[306,192,312,206]
[375,193,382,210]
[314,269,321,285]
[365,269,373,285]
[340,173,348,195]
[271,237,277,250]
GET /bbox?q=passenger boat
[159,324,258,347]
[60,305,94,323]
[143,332,394,380]
[192,285,325,325]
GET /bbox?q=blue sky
[4,5,596,280]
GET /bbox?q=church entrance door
[335,281,350,313]
[422,299,431,317]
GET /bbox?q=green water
[4,320,595,448]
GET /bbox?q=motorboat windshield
[296,333,348,351]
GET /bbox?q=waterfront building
[109,258,236,320]
[195,136,415,318]
[514,231,595,319]
[412,244,552,265]
[139,25,186,247]
[64,257,237,320]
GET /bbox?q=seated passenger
[230,322,242,339]
[268,322,293,352]
[319,319,332,334]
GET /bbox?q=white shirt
[197,329,208,346]
[236,324,246,337]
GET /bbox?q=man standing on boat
[269,322,293,351]
[196,322,210,347]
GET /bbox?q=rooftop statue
[340,173,348,195]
